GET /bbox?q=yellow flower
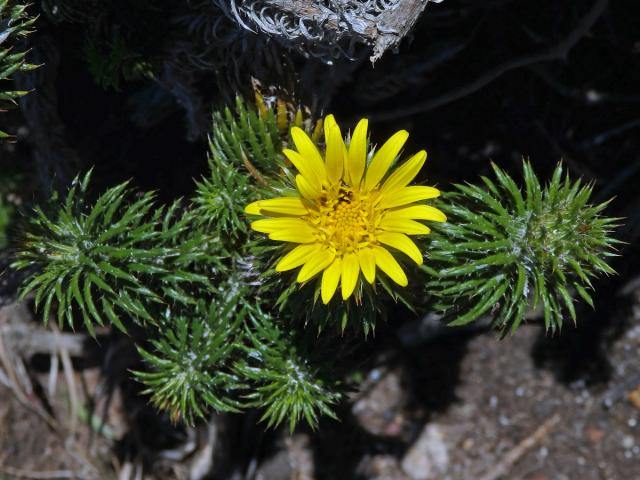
[245,115,446,304]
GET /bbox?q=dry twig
[0,303,87,357]
[477,413,561,480]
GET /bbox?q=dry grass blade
[0,463,78,479]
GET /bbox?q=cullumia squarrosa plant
[1,0,38,139]
[13,94,620,431]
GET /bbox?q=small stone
[357,455,409,480]
[585,90,602,103]
[401,424,449,480]
[622,435,635,449]
[626,325,640,340]
[628,386,640,409]
[285,434,315,480]
[585,426,605,444]
[254,450,291,480]
[499,415,510,427]
[352,368,408,438]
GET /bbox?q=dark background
[2,0,640,478]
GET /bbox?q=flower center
[309,185,380,255]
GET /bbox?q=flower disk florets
[245,115,446,304]
[312,185,379,254]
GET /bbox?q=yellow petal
[252,218,317,243]
[276,244,321,272]
[245,201,263,215]
[357,248,376,284]
[373,246,408,287]
[324,114,337,132]
[385,205,447,222]
[251,218,312,233]
[246,197,308,216]
[341,254,360,300]
[297,249,336,283]
[378,186,440,209]
[377,232,423,265]
[325,123,345,184]
[379,217,432,235]
[290,127,327,183]
[283,149,323,190]
[364,130,409,191]
[269,230,316,243]
[380,150,427,194]
[321,257,342,304]
[347,118,368,186]
[296,174,321,200]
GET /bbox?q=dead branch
[261,0,434,62]
[371,0,432,62]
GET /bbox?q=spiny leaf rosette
[245,115,446,304]
[426,162,619,333]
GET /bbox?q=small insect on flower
[245,115,446,304]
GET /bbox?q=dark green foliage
[427,162,619,333]
[134,299,244,423]
[0,0,38,138]
[12,170,248,425]
[193,97,283,241]
[41,0,167,90]
[271,273,391,337]
[83,32,153,90]
[13,171,219,335]
[0,173,18,247]
[237,310,341,432]
[0,194,11,247]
